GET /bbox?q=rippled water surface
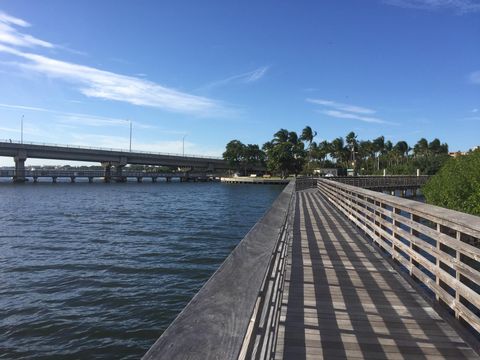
[0,182,283,359]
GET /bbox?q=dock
[221,176,290,185]
[143,177,480,359]
[276,189,477,359]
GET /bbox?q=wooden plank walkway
[275,189,479,360]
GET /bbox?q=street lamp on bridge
[182,134,187,156]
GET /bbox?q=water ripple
[0,182,283,359]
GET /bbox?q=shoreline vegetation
[423,148,480,216]
[223,126,480,217]
[223,126,450,178]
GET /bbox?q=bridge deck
[275,190,478,359]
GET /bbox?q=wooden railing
[328,175,430,189]
[296,175,430,191]
[143,182,295,360]
[317,179,480,337]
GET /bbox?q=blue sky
[0,0,479,166]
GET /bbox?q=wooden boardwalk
[275,190,478,360]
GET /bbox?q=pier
[143,178,480,359]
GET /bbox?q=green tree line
[223,126,450,177]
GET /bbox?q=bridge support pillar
[102,162,112,183]
[114,165,126,183]
[13,153,27,183]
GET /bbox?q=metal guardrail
[317,179,480,338]
[0,139,223,160]
[142,182,295,360]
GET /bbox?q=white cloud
[243,66,269,83]
[383,0,480,13]
[0,102,152,128]
[199,66,269,92]
[0,12,228,117]
[306,98,376,114]
[307,97,394,124]
[469,71,480,84]
[320,110,388,124]
[0,11,54,48]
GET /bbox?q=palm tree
[331,137,347,167]
[414,138,429,157]
[300,126,317,148]
[273,129,289,144]
[373,136,385,170]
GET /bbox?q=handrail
[296,176,430,191]
[142,181,295,360]
[0,139,223,160]
[317,179,480,336]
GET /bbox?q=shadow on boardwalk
[276,190,477,359]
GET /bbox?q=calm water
[0,182,283,359]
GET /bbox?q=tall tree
[331,137,348,167]
[300,126,317,148]
[373,136,385,170]
[414,138,429,157]
[223,140,246,171]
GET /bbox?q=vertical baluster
[455,231,461,320]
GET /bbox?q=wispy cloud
[0,11,54,48]
[199,66,269,92]
[0,11,228,117]
[243,66,269,83]
[319,110,387,124]
[306,98,376,114]
[383,0,480,13]
[307,97,393,124]
[0,102,152,128]
[469,71,480,84]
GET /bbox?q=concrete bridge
[0,140,238,182]
[143,177,480,359]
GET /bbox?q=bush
[422,150,480,216]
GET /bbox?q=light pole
[129,120,132,152]
[182,134,187,156]
[21,115,24,144]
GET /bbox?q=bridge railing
[0,170,207,178]
[0,139,223,160]
[142,181,295,360]
[317,179,480,336]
